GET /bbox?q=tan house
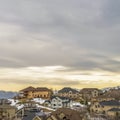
[107,108,120,119]
[91,95,115,103]
[103,89,120,100]
[79,88,100,101]
[90,100,120,117]
[0,99,17,120]
[0,105,17,120]
[46,108,84,120]
[57,87,79,100]
[19,86,52,99]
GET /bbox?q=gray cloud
[0,0,119,74]
[102,0,120,25]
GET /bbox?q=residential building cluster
[0,86,120,120]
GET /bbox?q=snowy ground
[8,99,24,110]
[36,104,55,111]
[72,102,86,107]
[7,98,85,112]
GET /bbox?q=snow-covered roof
[32,98,45,104]
[72,102,85,107]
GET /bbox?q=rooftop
[80,88,99,94]
[58,87,79,94]
[20,86,51,92]
[20,86,35,92]
[100,100,120,106]
[108,108,120,112]
[48,108,83,120]
[0,104,16,110]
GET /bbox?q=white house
[50,96,72,109]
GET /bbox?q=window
[63,116,67,120]
[44,95,46,98]
[103,111,105,114]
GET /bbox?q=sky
[0,0,120,91]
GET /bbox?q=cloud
[0,66,119,91]
[102,0,120,25]
[0,0,120,90]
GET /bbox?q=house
[0,105,17,120]
[44,96,72,109]
[46,108,84,120]
[91,95,115,103]
[57,87,79,100]
[19,86,52,99]
[51,96,72,109]
[0,99,17,120]
[79,88,100,101]
[107,108,120,119]
[103,89,120,100]
[90,100,120,117]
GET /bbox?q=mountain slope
[0,91,17,99]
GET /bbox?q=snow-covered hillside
[102,86,120,93]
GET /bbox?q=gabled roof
[95,95,115,99]
[20,86,51,92]
[33,116,42,120]
[48,108,83,120]
[58,87,79,94]
[100,100,120,106]
[20,86,35,92]
[36,87,51,91]
[80,88,99,94]
[103,89,120,100]
[108,108,120,112]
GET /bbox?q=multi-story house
[107,108,120,119]
[19,86,52,99]
[0,99,17,120]
[79,88,100,101]
[50,96,72,109]
[90,100,120,116]
[57,87,79,100]
[33,108,85,120]
[46,108,84,120]
[91,95,115,103]
[103,89,120,100]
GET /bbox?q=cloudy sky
[0,0,120,91]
